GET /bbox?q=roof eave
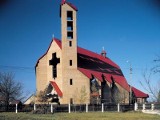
[35,38,61,68]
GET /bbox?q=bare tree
[113,89,128,104]
[152,55,160,74]
[72,86,88,112]
[0,72,24,111]
[140,56,160,102]
[73,86,88,104]
[36,90,47,104]
[79,86,88,104]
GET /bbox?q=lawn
[0,112,159,120]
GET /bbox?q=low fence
[136,103,160,111]
[0,103,160,113]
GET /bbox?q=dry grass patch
[0,112,159,120]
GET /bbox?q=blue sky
[0,0,160,99]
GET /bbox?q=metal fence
[0,103,160,113]
[137,103,160,110]
[0,104,16,112]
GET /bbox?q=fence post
[102,103,104,112]
[143,104,145,110]
[51,104,53,113]
[34,104,36,111]
[151,104,154,111]
[68,104,71,113]
[16,104,18,113]
[117,103,120,112]
[134,102,138,111]
[86,104,88,113]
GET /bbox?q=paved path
[142,110,160,115]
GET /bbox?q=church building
[35,0,148,104]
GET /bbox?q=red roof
[78,68,130,92]
[132,87,149,98]
[50,81,63,97]
[36,38,148,98]
[77,47,120,69]
[61,0,78,11]
[55,38,129,91]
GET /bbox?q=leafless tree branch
[0,72,24,111]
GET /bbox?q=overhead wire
[0,65,35,73]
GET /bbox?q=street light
[126,61,132,104]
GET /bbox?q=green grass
[0,112,159,120]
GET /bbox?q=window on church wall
[70,79,73,85]
[67,11,73,40]
[67,11,73,20]
[90,77,100,93]
[53,67,57,78]
[90,76,101,104]
[49,53,60,79]
[70,60,72,66]
[69,41,72,47]
[67,32,73,39]
[67,21,73,31]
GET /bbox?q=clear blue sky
[0,0,160,99]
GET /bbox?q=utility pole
[127,61,132,104]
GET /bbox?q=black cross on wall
[49,53,60,78]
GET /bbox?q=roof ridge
[61,0,78,11]
[132,86,149,98]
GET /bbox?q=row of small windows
[67,11,73,39]
[50,11,74,78]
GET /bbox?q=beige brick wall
[115,83,129,103]
[61,70,90,104]
[36,56,47,92]
[36,40,62,93]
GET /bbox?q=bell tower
[61,0,78,69]
[60,0,78,103]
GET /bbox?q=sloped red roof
[50,81,63,97]
[78,68,130,92]
[132,87,149,98]
[56,38,129,91]
[61,0,78,11]
[78,47,119,69]
[36,38,148,98]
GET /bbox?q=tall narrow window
[70,60,72,66]
[70,79,73,85]
[67,11,73,20]
[69,41,72,47]
[67,21,73,31]
[67,32,73,39]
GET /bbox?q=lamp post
[127,61,132,105]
